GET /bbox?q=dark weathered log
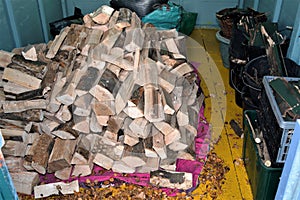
[76,66,102,96]
[31,133,54,174]
[0,109,44,122]
[90,5,114,25]
[41,61,60,89]
[116,8,132,29]
[47,138,77,173]
[61,24,85,51]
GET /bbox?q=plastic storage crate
[243,110,283,200]
[262,76,299,163]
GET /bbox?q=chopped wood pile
[0,5,203,195]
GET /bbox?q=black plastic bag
[110,0,169,17]
[49,7,83,37]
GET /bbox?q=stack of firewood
[0,5,203,195]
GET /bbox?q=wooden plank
[48,138,77,173]
[46,27,70,59]
[34,180,79,199]
[31,133,54,174]
[2,68,42,90]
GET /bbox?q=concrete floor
[188,29,253,199]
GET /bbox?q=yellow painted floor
[188,29,253,199]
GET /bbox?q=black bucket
[242,55,300,107]
[242,55,271,107]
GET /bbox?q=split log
[116,8,132,29]
[90,5,114,25]
[34,180,79,199]
[106,111,127,134]
[89,84,114,101]
[144,84,164,122]
[115,72,135,114]
[159,68,177,93]
[41,61,60,90]
[10,171,40,195]
[3,99,47,113]
[136,157,160,173]
[121,142,146,168]
[89,111,103,132]
[55,105,72,123]
[0,50,14,68]
[93,152,114,170]
[73,93,93,112]
[170,62,194,77]
[47,72,65,113]
[129,117,150,139]
[101,27,122,51]
[76,66,102,97]
[126,12,141,31]
[100,53,133,71]
[72,116,90,134]
[153,121,181,145]
[72,161,94,177]
[112,160,135,174]
[54,167,72,180]
[124,134,139,146]
[108,10,119,29]
[81,29,103,56]
[152,130,167,159]
[21,45,38,61]
[0,109,44,122]
[2,67,42,90]
[177,97,189,127]
[31,133,54,174]
[61,24,85,51]
[1,128,25,141]
[46,27,71,59]
[150,170,193,190]
[40,119,60,134]
[92,100,115,116]
[161,88,175,115]
[123,28,145,52]
[47,138,77,173]
[56,68,85,105]
[1,140,27,157]
[99,68,120,95]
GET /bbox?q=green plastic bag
[179,10,198,35]
[142,2,182,30]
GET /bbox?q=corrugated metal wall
[0,0,299,64]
